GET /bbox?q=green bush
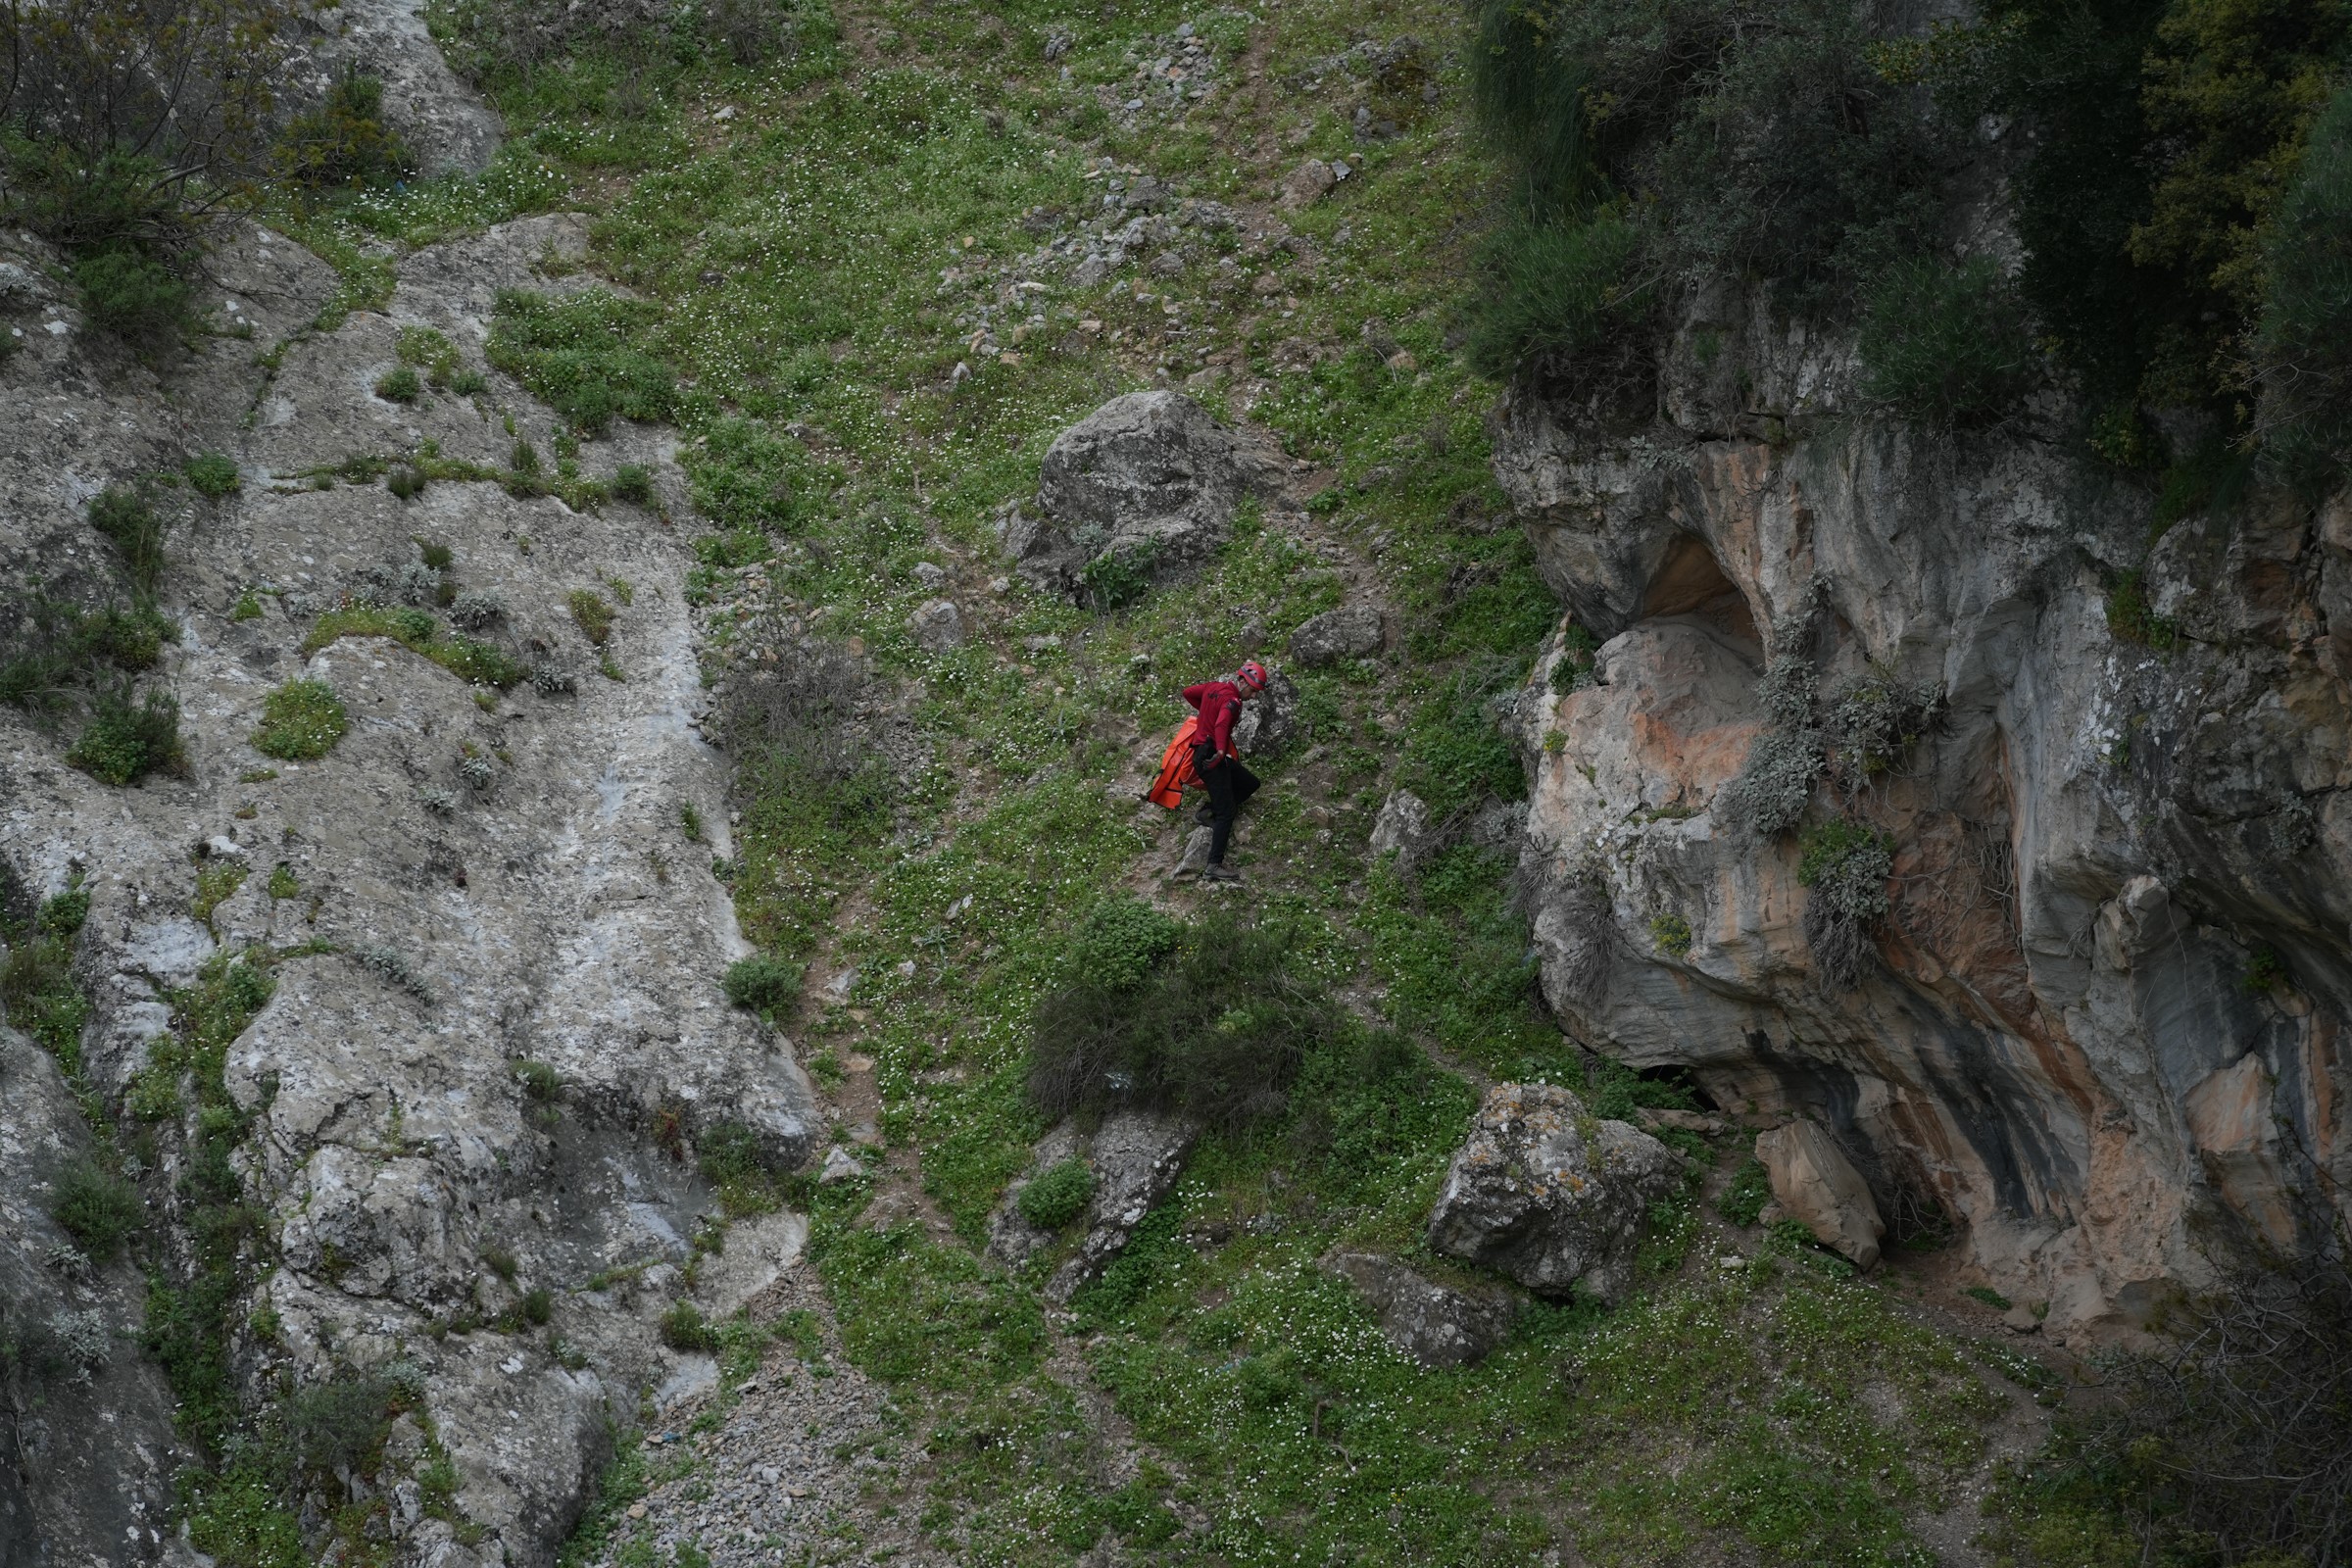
[1016,1157,1096,1232]
[1462,212,1646,380]
[274,71,416,188]
[87,486,166,597]
[486,288,675,432]
[686,416,820,534]
[250,679,349,760]
[723,953,803,1014]
[2256,82,2352,490]
[49,1159,142,1261]
[1857,257,2038,426]
[373,365,424,403]
[1796,818,1892,990]
[1649,912,1693,956]
[2105,569,2182,652]
[0,599,169,722]
[183,453,240,498]
[73,248,193,352]
[67,688,184,785]
[1027,910,1349,1134]
[612,463,656,504]
[658,1300,718,1351]
[1067,897,1181,992]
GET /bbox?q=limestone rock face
[1231,668,1302,758]
[1494,278,2352,1335]
[1009,392,1291,601]
[1756,1122,1886,1268]
[1425,1084,1683,1303]
[1323,1251,1520,1367]
[0,213,814,1566]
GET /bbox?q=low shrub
[658,1300,717,1351]
[2105,569,2182,652]
[1649,912,1693,956]
[1857,256,2037,427]
[67,687,184,785]
[274,71,416,188]
[722,954,803,1014]
[73,248,194,353]
[250,679,349,760]
[1461,211,1646,381]
[1028,909,1349,1134]
[373,365,423,403]
[1066,897,1180,993]
[567,589,614,645]
[612,464,656,504]
[1719,1157,1772,1226]
[48,1159,142,1261]
[1016,1158,1096,1232]
[183,453,240,498]
[87,486,167,598]
[1796,818,1892,991]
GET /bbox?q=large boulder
[1287,604,1384,667]
[1755,1121,1886,1268]
[1006,392,1289,602]
[1324,1250,1520,1367]
[1426,1083,1683,1302]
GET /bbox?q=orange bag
[1144,716,1201,808]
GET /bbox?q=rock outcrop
[1755,1121,1886,1268]
[1495,277,2352,1334]
[986,1112,1199,1301]
[0,212,815,1563]
[1425,1083,1683,1303]
[1323,1250,1520,1367]
[1006,391,1292,601]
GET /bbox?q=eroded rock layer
[1496,298,2352,1334]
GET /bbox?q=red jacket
[1184,681,1244,761]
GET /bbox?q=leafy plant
[87,486,167,598]
[374,365,423,403]
[566,589,614,645]
[658,1300,717,1351]
[722,953,803,1014]
[183,452,240,498]
[250,679,349,760]
[2106,569,2182,652]
[1797,818,1892,990]
[1016,1158,1096,1232]
[1857,256,2037,426]
[67,688,184,785]
[1649,912,1693,956]
[273,70,415,188]
[1719,1158,1773,1226]
[486,287,676,432]
[48,1159,142,1261]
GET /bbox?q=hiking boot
[1195,805,1216,825]
[1203,863,1242,884]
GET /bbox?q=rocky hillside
[4,0,2347,1564]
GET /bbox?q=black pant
[1194,745,1259,864]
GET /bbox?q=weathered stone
[1288,604,1384,666]
[1043,1113,1199,1301]
[1755,1122,1885,1269]
[1425,1083,1683,1303]
[1494,273,2352,1331]
[1324,1251,1519,1367]
[1280,159,1338,210]
[1368,789,1435,866]
[1011,392,1289,601]
[908,598,964,652]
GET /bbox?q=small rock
[203,834,246,860]
[818,1147,861,1185]
[909,598,964,652]
[2002,1303,2042,1335]
[1279,158,1338,211]
[1368,790,1434,865]
[626,1502,648,1520]
[912,561,948,588]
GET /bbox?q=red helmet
[1235,661,1269,692]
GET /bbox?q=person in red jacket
[1181,661,1269,882]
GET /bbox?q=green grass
[250,679,350,760]
[301,606,531,688]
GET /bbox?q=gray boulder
[1324,1250,1520,1367]
[986,1113,1200,1297]
[1288,604,1384,667]
[1008,392,1288,602]
[1426,1083,1683,1302]
[1368,789,1436,867]
[908,597,964,652]
[1231,668,1302,758]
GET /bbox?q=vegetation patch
[302,606,531,688]
[250,679,350,760]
